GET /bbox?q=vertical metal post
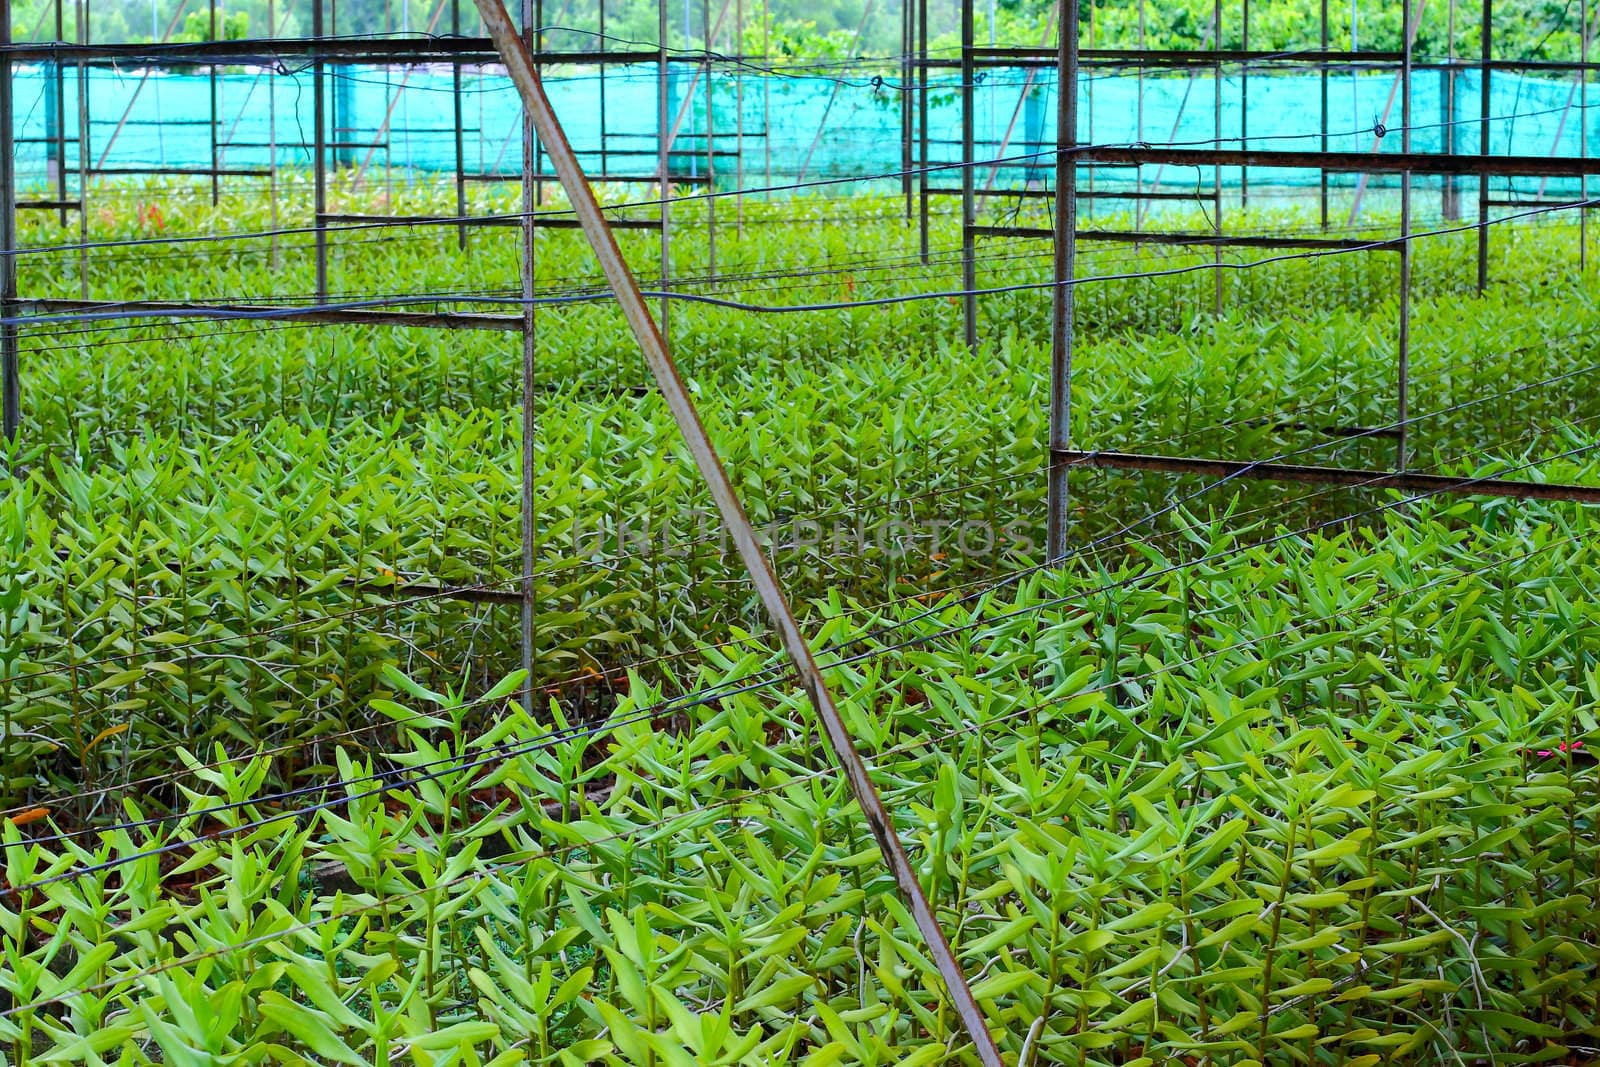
[384,0,393,191]
[762,0,770,192]
[75,0,87,296]
[1135,0,1144,223]
[1046,0,1078,563]
[1398,0,1412,470]
[684,0,692,185]
[454,0,469,250]
[314,0,329,301]
[704,0,716,277]
[734,0,744,234]
[534,0,543,202]
[1443,0,1458,219]
[331,2,356,170]
[1212,0,1223,315]
[1320,0,1329,227]
[52,2,66,226]
[658,0,672,334]
[902,0,913,219]
[1441,77,1457,215]
[796,0,877,185]
[1240,0,1249,211]
[0,7,17,444]
[209,0,220,205]
[268,0,279,268]
[599,0,609,176]
[1583,0,1590,270]
[1084,0,1093,212]
[1476,0,1490,293]
[961,0,977,350]
[917,0,928,262]
[520,0,538,715]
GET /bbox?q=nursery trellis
[6,0,1600,662]
[4,0,1600,1059]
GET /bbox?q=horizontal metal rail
[971,225,1399,250]
[963,185,1216,202]
[459,170,712,185]
[1,37,662,66]
[21,298,522,331]
[92,166,272,177]
[1079,146,1600,177]
[960,46,1403,64]
[319,212,661,230]
[1056,449,1600,503]
[1484,198,1589,209]
[927,52,1600,73]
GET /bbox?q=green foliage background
[7,0,1594,61]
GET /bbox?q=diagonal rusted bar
[654,0,735,180]
[467,0,1005,1061]
[795,0,875,185]
[1345,0,1428,226]
[350,0,449,184]
[94,0,193,171]
[978,2,1058,201]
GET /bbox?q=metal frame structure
[2,0,733,298]
[0,0,735,749]
[923,0,1600,553]
[4,0,1600,1055]
[5,0,1600,547]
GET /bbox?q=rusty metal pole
[314,0,329,301]
[704,0,715,277]
[209,0,220,205]
[1441,69,1456,215]
[1136,0,1144,223]
[1583,0,1590,269]
[1046,0,1078,562]
[75,0,88,296]
[1240,0,1249,211]
[269,0,278,268]
[1084,0,1092,212]
[762,0,770,193]
[1398,0,1412,469]
[917,0,929,262]
[533,0,543,203]
[454,0,469,251]
[1320,0,1329,228]
[467,1,1004,1059]
[600,0,609,177]
[961,0,977,350]
[520,0,537,716]
[976,6,1060,205]
[52,1,66,227]
[734,0,743,235]
[902,0,912,218]
[1,8,17,444]
[1212,0,1223,315]
[1347,3,1427,225]
[658,0,671,335]
[656,0,734,171]
[1477,0,1490,292]
[1443,0,1457,219]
